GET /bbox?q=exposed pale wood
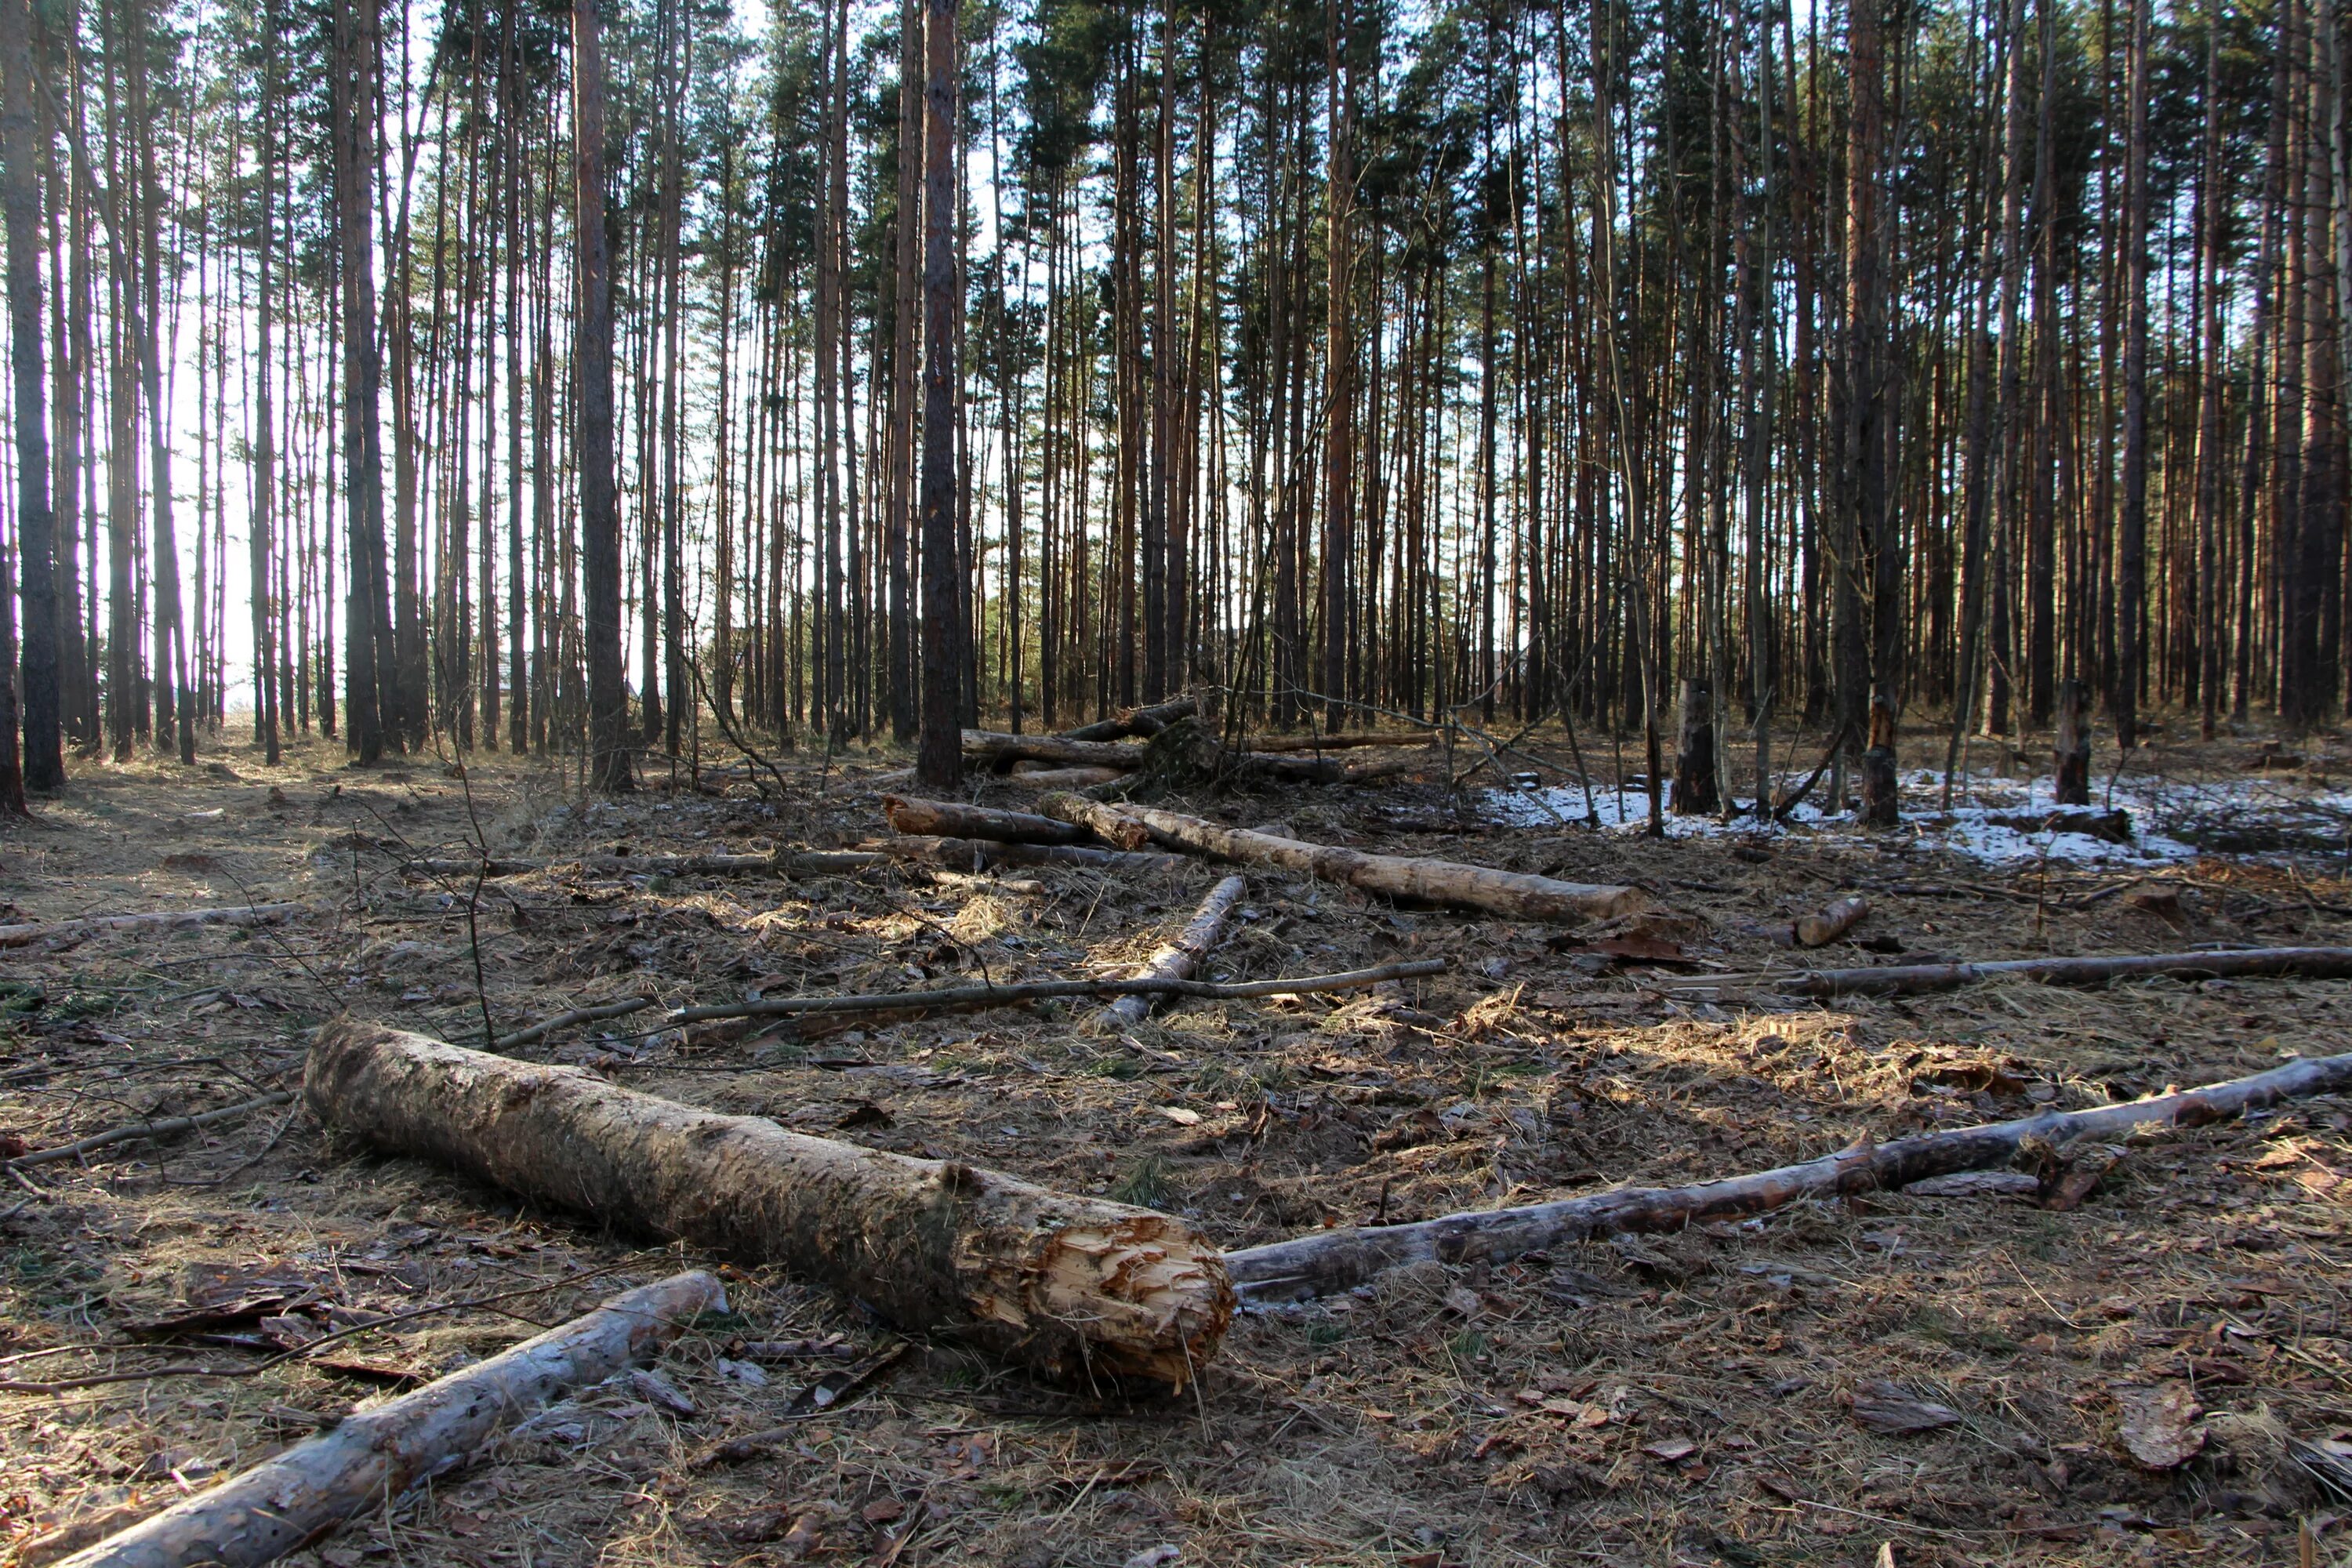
[7,1092,296,1170]
[1099,876,1247,1028]
[1036,793,1152,848]
[882,795,1091,845]
[1664,945,2352,998]
[881,835,1188,874]
[0,904,306,950]
[1790,895,1870,948]
[1860,695,1900,827]
[996,765,1129,789]
[1038,797,1646,922]
[1226,1048,2352,1303]
[1057,695,1197,742]
[307,1022,1233,1386]
[52,1272,723,1568]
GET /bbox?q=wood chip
[1849,1381,1962,1435]
[2115,1385,2205,1470]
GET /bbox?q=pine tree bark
[331,0,390,763]
[914,0,964,789]
[0,0,56,797]
[574,0,630,791]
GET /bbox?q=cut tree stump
[883,796,1093,846]
[1663,945,2352,999]
[2054,679,2092,805]
[52,1271,724,1568]
[1225,1047,2352,1302]
[1036,797,1645,923]
[0,904,306,950]
[306,1022,1233,1386]
[1671,678,1718,816]
[1098,876,1247,1029]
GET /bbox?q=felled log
[1240,731,1431,753]
[307,1022,1232,1387]
[1058,695,1197,742]
[999,765,1127,789]
[882,835,1187,874]
[1788,895,1870,949]
[1984,807,2132,844]
[1038,797,1646,923]
[1668,944,2352,999]
[963,731,1143,771]
[1859,695,1900,827]
[1225,1047,2352,1303]
[1671,678,1718,816]
[2054,679,2092,805]
[1099,876,1247,1029]
[0,903,305,950]
[1038,793,1152,848]
[883,795,1091,845]
[52,1272,723,1568]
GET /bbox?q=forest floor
[1,716,2349,1568]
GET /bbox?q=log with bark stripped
[53,1272,724,1568]
[999,765,1129,789]
[1098,876,1247,1029]
[305,1022,1232,1387]
[883,795,1092,845]
[963,731,1145,771]
[881,835,1189,874]
[1036,797,1646,923]
[1788,895,1870,948]
[0,904,306,950]
[1226,1047,2352,1302]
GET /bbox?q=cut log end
[1024,1215,1233,1388]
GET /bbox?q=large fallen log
[53,1272,723,1568]
[1239,731,1432,753]
[307,1022,1232,1386]
[882,834,1189,874]
[1661,944,2352,999]
[1058,695,1197,742]
[1037,797,1646,923]
[1226,1047,2352,1303]
[0,904,306,950]
[963,731,1144,771]
[883,795,1092,845]
[999,765,1129,789]
[1099,876,1247,1029]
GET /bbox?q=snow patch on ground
[1483,764,2347,866]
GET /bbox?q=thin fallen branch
[659,958,1446,1025]
[307,1022,1232,1386]
[491,996,659,1052]
[1772,724,1849,822]
[1057,695,1198,742]
[7,1092,296,1171]
[0,904,307,950]
[1659,944,2352,998]
[1226,1047,2352,1303]
[49,1272,722,1568]
[882,796,1093,845]
[1038,797,1646,923]
[1098,877,1248,1029]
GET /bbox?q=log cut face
[307,1021,1232,1388]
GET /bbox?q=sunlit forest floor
[2,716,2349,1566]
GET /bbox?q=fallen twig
[1657,944,2352,998]
[0,905,306,950]
[6,1092,296,1171]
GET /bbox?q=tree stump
[2053,679,2092,805]
[1671,678,1718,815]
[1859,695,1900,827]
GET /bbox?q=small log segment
[883,795,1092,845]
[307,1022,1233,1387]
[1665,944,2352,999]
[883,835,1188,874]
[1099,876,1247,1028]
[1671,678,1718,816]
[1226,1048,2352,1303]
[963,731,1143,771]
[2054,679,2092,805]
[1240,731,1431,753]
[0,903,306,950]
[1058,695,1197,742]
[1038,796,1646,923]
[1859,695,1900,827]
[1000,765,1127,789]
[52,1272,724,1568]
[1788,895,1870,948]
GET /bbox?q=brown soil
[2,721,2349,1568]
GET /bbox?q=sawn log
[1037,797,1645,922]
[1099,876,1247,1028]
[883,795,1093,845]
[53,1272,724,1568]
[306,1021,1233,1387]
[963,731,1144,771]
[1226,1047,2352,1303]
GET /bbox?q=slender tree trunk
[2114,0,2151,747]
[574,0,629,791]
[1,0,57,797]
[915,0,963,787]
